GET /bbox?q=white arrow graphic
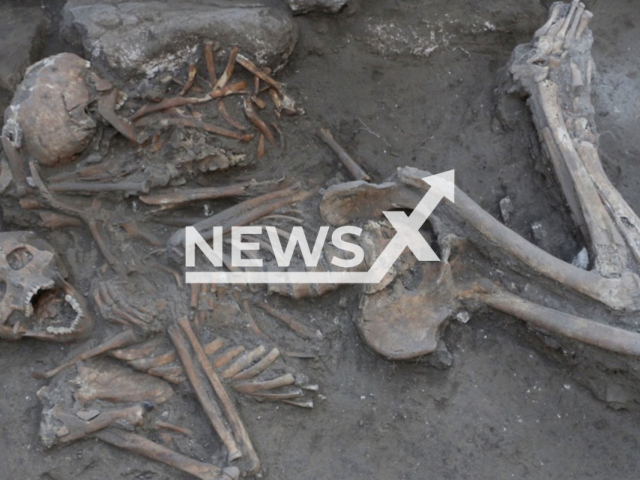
[186,170,455,284]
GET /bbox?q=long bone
[322,171,640,312]
[178,317,261,476]
[95,428,239,480]
[168,324,241,462]
[507,3,640,278]
[319,175,640,357]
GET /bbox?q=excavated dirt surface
[2,0,640,479]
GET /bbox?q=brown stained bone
[28,163,119,266]
[177,317,261,475]
[95,428,238,480]
[98,89,138,143]
[220,345,267,379]
[218,100,248,131]
[236,54,283,95]
[134,116,254,142]
[131,81,247,120]
[128,350,177,371]
[168,184,315,248]
[36,329,139,379]
[121,220,163,247]
[212,346,245,369]
[215,47,239,91]
[473,287,640,357]
[204,338,226,355]
[55,404,149,443]
[49,181,149,194]
[233,348,280,381]
[253,301,323,340]
[168,324,241,462]
[38,211,83,229]
[74,360,175,404]
[179,64,198,96]
[251,95,266,110]
[233,374,295,395]
[204,41,218,87]
[111,337,164,361]
[282,398,314,408]
[318,128,371,182]
[247,389,304,401]
[139,183,253,208]
[153,420,194,437]
[396,167,640,312]
[257,134,265,159]
[243,97,275,145]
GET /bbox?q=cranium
[0,231,93,341]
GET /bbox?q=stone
[61,1,298,79]
[4,53,96,167]
[284,0,347,15]
[0,7,49,91]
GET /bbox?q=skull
[0,231,93,342]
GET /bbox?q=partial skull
[4,53,96,167]
[0,231,93,341]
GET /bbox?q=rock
[4,53,96,168]
[285,0,347,15]
[0,7,49,91]
[62,1,298,79]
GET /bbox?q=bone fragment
[204,41,218,87]
[128,350,177,371]
[282,398,314,408]
[111,337,164,361]
[212,346,245,369]
[204,338,226,355]
[243,97,275,145]
[563,2,585,49]
[218,100,248,131]
[247,389,304,401]
[180,64,198,96]
[98,90,138,143]
[236,54,283,95]
[221,345,267,379]
[233,348,280,381]
[474,287,640,356]
[95,428,238,480]
[37,329,138,379]
[139,183,252,207]
[122,220,163,247]
[318,128,371,182]
[56,403,149,443]
[168,184,315,247]
[177,317,261,475]
[257,134,265,159]
[254,301,323,340]
[168,324,241,462]
[215,47,239,91]
[49,181,148,194]
[153,420,193,437]
[233,374,295,395]
[131,81,247,120]
[251,95,266,110]
[38,211,83,229]
[575,10,593,40]
[135,116,253,142]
